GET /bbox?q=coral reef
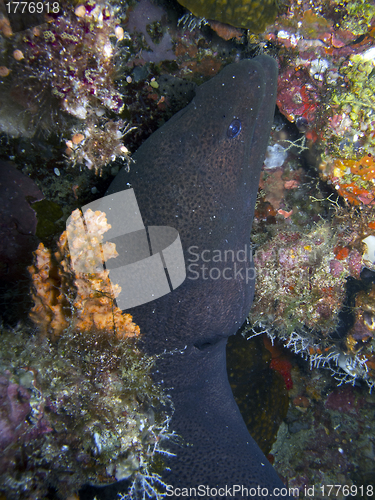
[344,284,375,382]
[323,51,375,162]
[0,208,173,498]
[0,323,173,499]
[1,0,375,495]
[249,203,375,390]
[316,47,375,207]
[0,0,131,172]
[276,67,319,129]
[242,0,375,392]
[260,0,375,203]
[250,222,356,334]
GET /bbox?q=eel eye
[227,119,242,139]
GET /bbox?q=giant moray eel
[104,55,290,499]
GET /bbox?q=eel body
[104,55,291,499]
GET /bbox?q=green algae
[334,0,375,36]
[326,53,375,160]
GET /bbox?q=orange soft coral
[320,154,375,205]
[29,208,140,340]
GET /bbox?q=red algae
[270,358,293,390]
